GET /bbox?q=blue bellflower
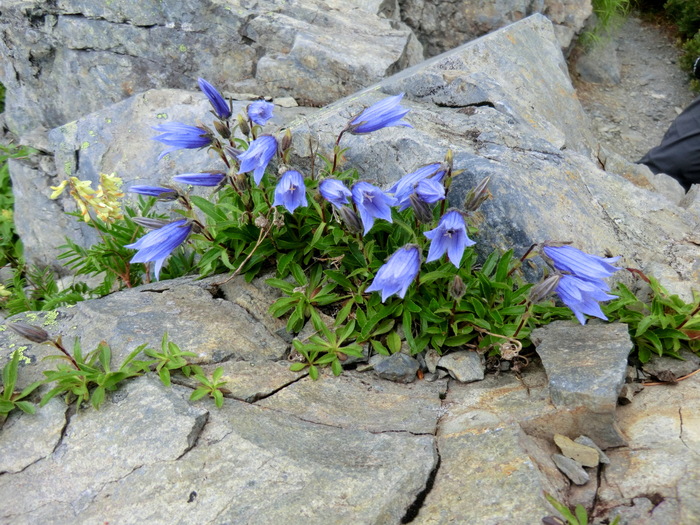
[198,78,231,119]
[248,100,275,126]
[172,173,225,187]
[555,275,617,325]
[424,210,475,268]
[543,245,621,284]
[128,185,178,200]
[351,181,397,236]
[237,135,278,186]
[125,219,193,280]
[389,163,446,210]
[152,122,212,160]
[273,170,307,214]
[414,178,446,205]
[366,245,421,302]
[319,179,352,209]
[348,93,412,134]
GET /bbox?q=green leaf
[212,366,224,383]
[2,351,19,399]
[159,367,172,387]
[331,359,343,376]
[289,362,307,372]
[371,339,389,356]
[190,195,227,221]
[574,504,588,525]
[189,388,209,402]
[308,365,319,380]
[386,331,401,354]
[91,386,106,409]
[15,401,36,415]
[213,389,224,408]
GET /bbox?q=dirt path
[571,13,696,163]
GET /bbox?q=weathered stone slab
[531,321,631,448]
[437,350,484,383]
[0,398,67,474]
[597,374,700,524]
[1,0,422,135]
[0,276,289,389]
[257,370,446,434]
[0,374,437,524]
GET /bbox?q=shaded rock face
[0,0,422,135]
[399,0,592,57]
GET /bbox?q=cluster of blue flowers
[542,245,621,325]
[126,78,621,325]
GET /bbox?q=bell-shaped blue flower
[248,100,275,126]
[543,245,621,284]
[273,170,307,214]
[152,122,212,160]
[351,181,397,236]
[424,210,475,268]
[389,163,446,210]
[125,219,193,280]
[319,179,352,209]
[414,178,446,205]
[237,135,278,186]
[128,185,178,200]
[198,78,231,119]
[172,173,225,187]
[366,245,421,302]
[555,275,617,325]
[348,93,412,134]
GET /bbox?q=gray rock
[1,0,422,135]
[532,321,632,448]
[374,352,420,383]
[553,433,599,467]
[400,0,592,57]
[575,435,610,465]
[574,37,621,84]
[257,370,446,433]
[641,348,700,381]
[437,350,485,383]
[0,398,67,474]
[0,374,437,524]
[552,453,590,485]
[0,276,289,390]
[424,347,441,373]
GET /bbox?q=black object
[639,96,700,192]
[695,57,700,79]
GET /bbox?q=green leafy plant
[40,339,149,410]
[604,272,700,363]
[543,492,620,525]
[144,332,198,386]
[189,366,228,408]
[0,350,43,421]
[580,0,631,48]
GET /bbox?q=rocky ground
[571,13,696,163]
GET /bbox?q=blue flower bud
[198,78,231,119]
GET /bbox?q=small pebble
[552,454,590,485]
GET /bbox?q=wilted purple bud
[464,176,491,211]
[198,78,231,119]
[272,170,307,214]
[338,206,363,234]
[528,274,561,304]
[128,185,179,201]
[280,129,293,153]
[152,122,213,160]
[555,275,617,325]
[351,181,397,236]
[132,217,171,230]
[172,172,226,187]
[348,93,412,134]
[248,100,275,126]
[237,135,278,186]
[365,245,421,302]
[543,245,620,284]
[7,322,51,344]
[319,179,352,209]
[408,193,433,223]
[449,275,466,302]
[214,120,231,139]
[254,215,270,229]
[125,219,193,280]
[424,210,475,268]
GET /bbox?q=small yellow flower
[48,174,124,223]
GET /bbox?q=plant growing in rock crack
[39,78,699,377]
[543,492,620,525]
[4,322,227,411]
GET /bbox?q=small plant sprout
[0,350,42,421]
[189,366,228,408]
